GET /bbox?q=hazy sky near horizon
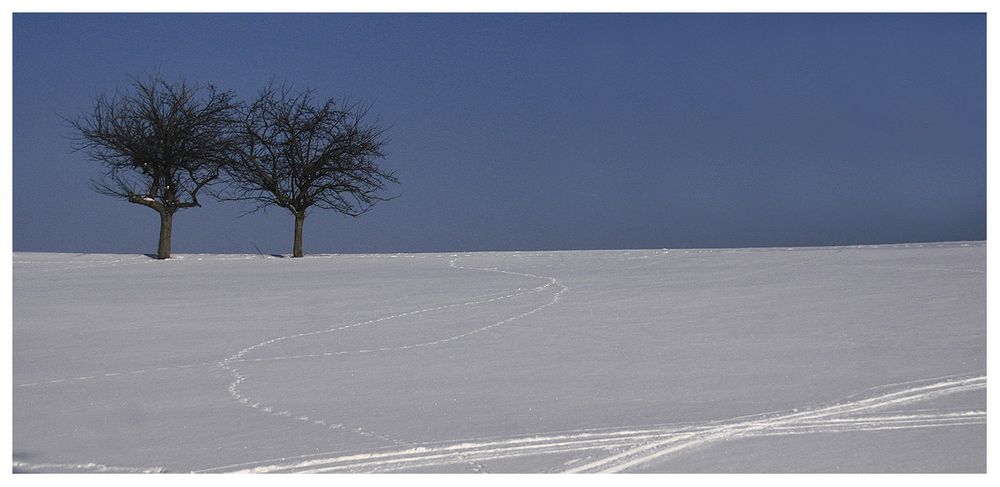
[13,13,985,254]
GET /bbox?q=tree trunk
[293,211,305,258]
[157,210,174,259]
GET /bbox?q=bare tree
[224,86,396,257]
[71,74,238,259]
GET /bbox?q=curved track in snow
[214,256,569,449]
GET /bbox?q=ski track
[11,461,167,473]
[15,361,219,388]
[563,374,986,473]
[205,374,984,473]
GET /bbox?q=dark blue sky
[12,13,985,254]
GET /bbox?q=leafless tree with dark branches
[70,74,239,259]
[223,86,396,257]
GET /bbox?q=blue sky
[12,13,985,254]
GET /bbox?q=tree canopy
[223,86,396,257]
[71,74,240,259]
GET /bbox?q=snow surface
[12,242,985,473]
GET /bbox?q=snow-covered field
[12,242,986,473]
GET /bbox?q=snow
[12,242,985,473]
